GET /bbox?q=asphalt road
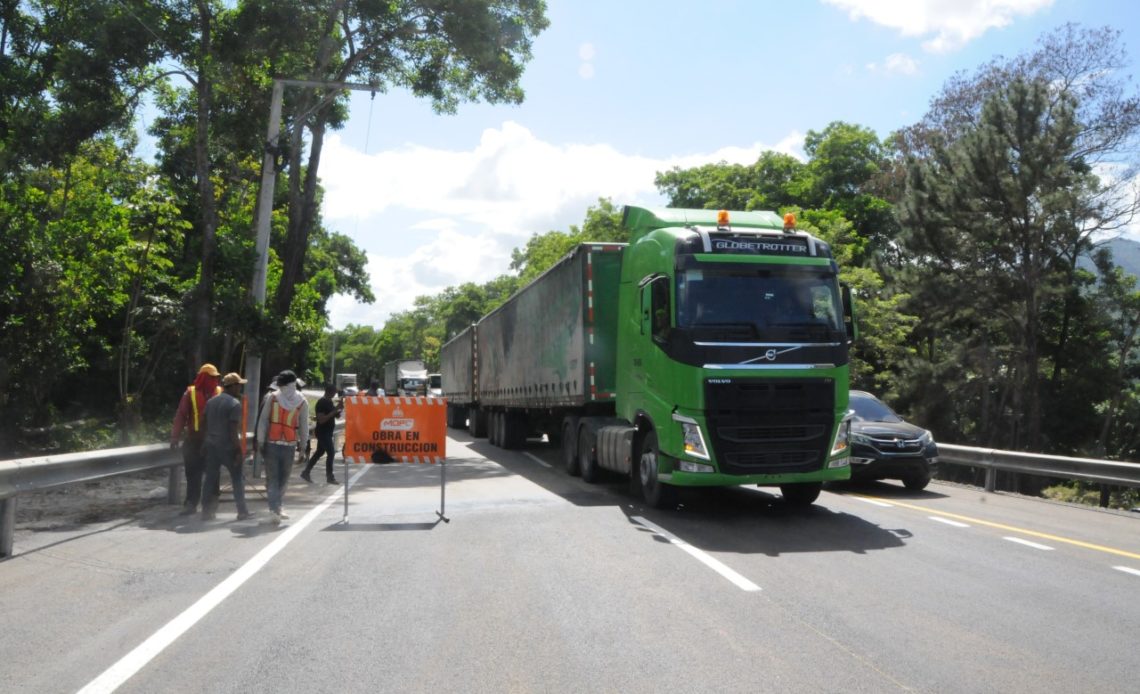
[3,431,1139,693]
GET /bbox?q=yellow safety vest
[267,397,299,443]
[188,385,222,432]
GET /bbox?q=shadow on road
[452,429,910,558]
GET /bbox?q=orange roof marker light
[783,213,797,232]
[716,209,730,228]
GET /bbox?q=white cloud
[824,0,1053,53]
[867,53,919,75]
[578,43,596,61]
[884,53,919,75]
[579,63,595,80]
[321,124,805,328]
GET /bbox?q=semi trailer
[440,206,856,507]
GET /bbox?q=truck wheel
[638,432,677,509]
[902,471,930,491]
[780,482,822,506]
[468,406,487,438]
[578,427,600,483]
[562,417,580,476]
[508,412,529,449]
[487,411,498,446]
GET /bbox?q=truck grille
[704,378,834,475]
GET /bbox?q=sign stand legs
[436,460,450,523]
[342,448,349,524]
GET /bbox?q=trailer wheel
[578,426,600,483]
[779,482,822,506]
[504,412,526,450]
[487,411,498,446]
[638,432,677,509]
[468,406,487,438]
[561,417,580,476]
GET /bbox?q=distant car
[848,390,938,490]
[342,386,359,396]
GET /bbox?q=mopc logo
[381,407,415,430]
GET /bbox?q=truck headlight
[672,413,710,460]
[831,417,851,456]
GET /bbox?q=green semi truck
[440,206,856,507]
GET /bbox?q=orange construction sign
[342,396,447,464]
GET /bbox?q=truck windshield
[676,267,842,340]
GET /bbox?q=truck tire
[578,426,600,483]
[447,404,465,429]
[488,410,500,446]
[780,482,822,506]
[504,412,526,450]
[561,416,580,476]
[467,406,487,438]
[638,432,677,509]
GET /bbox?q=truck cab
[614,207,855,505]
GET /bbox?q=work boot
[178,504,196,516]
[300,469,312,483]
[327,476,339,485]
[201,510,217,521]
[236,511,253,521]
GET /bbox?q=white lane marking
[1003,536,1054,551]
[855,497,894,508]
[78,465,371,694]
[632,516,760,592]
[523,452,552,469]
[1113,566,1140,578]
[929,516,970,528]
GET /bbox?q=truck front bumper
[661,455,851,487]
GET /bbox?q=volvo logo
[742,345,802,365]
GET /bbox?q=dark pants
[182,436,216,509]
[201,442,248,516]
[304,430,336,479]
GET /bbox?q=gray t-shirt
[204,392,243,451]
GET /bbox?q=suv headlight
[918,430,933,445]
[672,413,710,460]
[850,431,872,445]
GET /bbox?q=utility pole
[242,78,377,433]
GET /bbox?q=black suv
[848,390,938,490]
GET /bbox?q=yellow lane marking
[849,494,1140,561]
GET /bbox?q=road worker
[200,373,251,521]
[170,363,222,515]
[255,370,309,523]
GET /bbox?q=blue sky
[314,0,1140,329]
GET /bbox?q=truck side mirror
[841,284,858,343]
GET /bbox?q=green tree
[899,78,1100,450]
[510,198,625,283]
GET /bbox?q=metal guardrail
[3,435,1137,559]
[938,443,1140,493]
[0,423,343,558]
[0,442,184,558]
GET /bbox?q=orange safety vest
[187,385,223,432]
[267,397,300,443]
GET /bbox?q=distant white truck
[383,359,428,396]
[334,373,358,395]
[428,373,442,398]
